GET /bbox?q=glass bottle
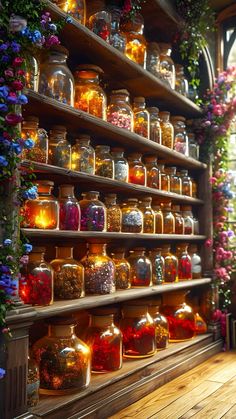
[50,247,84,299]
[176,243,192,280]
[188,133,199,160]
[171,116,189,156]
[181,205,194,235]
[81,243,116,295]
[104,193,122,232]
[39,45,74,106]
[19,247,53,306]
[152,204,164,234]
[128,248,152,287]
[139,197,155,234]
[148,248,165,285]
[84,313,122,372]
[175,64,188,96]
[48,125,71,169]
[165,166,181,194]
[128,153,146,186]
[188,244,202,279]
[194,309,207,334]
[159,112,174,149]
[172,204,184,235]
[74,65,106,119]
[111,148,129,182]
[88,10,111,43]
[179,169,192,196]
[192,178,198,198]
[110,9,126,52]
[79,191,106,231]
[33,317,91,394]
[71,135,95,174]
[21,116,48,164]
[111,248,131,289]
[160,244,178,283]
[144,155,160,189]
[158,43,175,89]
[95,145,114,178]
[161,202,175,234]
[24,52,39,92]
[58,184,80,231]
[157,164,170,192]
[133,97,150,139]
[147,107,162,144]
[55,0,86,24]
[107,89,134,131]
[193,214,200,235]
[121,13,147,68]
[146,42,160,77]
[22,180,59,229]
[121,198,143,233]
[147,301,169,349]
[27,351,39,407]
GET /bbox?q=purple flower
[23,243,32,253]
[0,86,9,98]
[0,265,9,273]
[0,43,8,51]
[11,41,20,53]
[24,138,34,149]
[1,55,10,63]
[0,104,8,112]
[227,230,234,238]
[3,239,12,246]
[0,156,8,167]
[17,94,28,105]
[0,368,6,379]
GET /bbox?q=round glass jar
[79,191,106,231]
[147,107,162,144]
[88,10,111,43]
[139,197,155,234]
[181,205,194,235]
[161,202,175,234]
[95,145,114,178]
[188,244,202,279]
[128,153,146,186]
[179,169,192,196]
[39,45,74,106]
[159,112,174,149]
[110,9,127,52]
[128,247,152,287]
[48,125,71,169]
[111,248,131,289]
[172,204,184,235]
[21,116,48,164]
[175,64,188,96]
[33,317,91,395]
[71,134,95,174]
[144,155,160,189]
[59,184,80,231]
[51,247,84,299]
[148,248,165,285]
[176,243,192,280]
[148,301,169,349]
[157,164,170,192]
[160,244,178,283]
[152,204,164,234]
[55,0,86,24]
[27,351,40,407]
[121,198,143,233]
[165,167,181,194]
[111,148,129,182]
[171,116,189,156]
[107,89,133,131]
[104,193,122,232]
[133,96,150,139]
[188,133,199,161]
[146,42,160,77]
[121,13,147,67]
[158,43,175,89]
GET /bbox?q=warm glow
[35,209,53,229]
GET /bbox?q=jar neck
[59,185,75,199]
[130,250,145,257]
[75,139,90,146]
[29,252,44,262]
[22,122,39,130]
[123,305,148,317]
[48,324,75,337]
[90,314,114,328]
[50,131,67,141]
[134,103,145,111]
[126,200,138,207]
[110,95,129,104]
[56,247,74,259]
[88,243,107,255]
[148,306,160,316]
[140,201,152,208]
[112,252,125,259]
[47,53,67,64]
[75,71,99,84]
[83,192,99,201]
[105,197,117,206]
[96,147,110,155]
[38,186,53,195]
[111,151,125,158]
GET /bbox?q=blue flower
[23,243,33,253]
[11,41,20,53]
[0,103,8,112]
[0,43,8,51]
[12,143,22,155]
[49,23,57,32]
[21,27,31,37]
[3,239,12,246]
[17,94,28,105]
[66,16,73,23]
[1,55,10,63]
[0,156,8,167]
[0,368,6,379]
[0,86,9,99]
[24,138,35,149]
[23,186,38,200]
[32,30,42,42]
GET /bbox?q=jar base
[123,352,155,359]
[39,384,88,395]
[169,336,195,343]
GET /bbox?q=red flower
[4,69,14,78]
[12,57,24,67]
[16,69,25,76]
[11,80,23,90]
[5,113,23,125]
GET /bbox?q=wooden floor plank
[221,404,236,418]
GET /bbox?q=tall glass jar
[165,166,181,194]
[58,184,80,231]
[107,89,133,131]
[188,244,202,279]
[128,248,152,287]
[121,13,147,68]
[39,45,74,106]
[148,248,165,285]
[175,64,188,96]
[157,164,170,192]
[144,155,160,189]
[133,97,150,139]
[159,43,175,89]
[19,247,53,306]
[48,125,71,169]
[104,193,121,232]
[181,205,194,235]
[139,197,155,234]
[146,42,160,77]
[88,10,111,43]
[148,302,169,349]
[162,202,175,234]
[159,112,174,149]
[95,145,114,178]
[179,169,192,196]
[21,116,48,164]
[160,244,178,283]
[51,247,84,299]
[74,65,106,119]
[110,9,126,52]
[24,52,39,92]
[81,243,116,294]
[121,198,143,233]
[111,148,129,182]
[111,248,131,289]
[33,317,91,394]
[171,116,189,156]
[172,204,184,235]
[147,107,162,144]
[176,243,192,280]
[152,204,164,234]
[71,135,95,174]
[188,133,199,160]
[85,313,122,372]
[191,178,197,199]
[128,153,146,186]
[79,191,106,231]
[27,352,40,407]
[55,0,86,24]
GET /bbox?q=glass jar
[110,9,126,52]
[81,243,116,295]
[79,191,106,231]
[188,244,202,279]
[188,133,199,160]
[165,166,181,194]
[161,292,196,341]
[147,107,162,144]
[193,215,200,235]
[179,169,192,196]
[71,135,95,174]
[59,184,80,231]
[176,243,192,280]
[107,89,133,131]
[128,248,152,287]
[158,43,175,89]
[172,204,184,235]
[139,197,155,234]
[157,164,170,192]
[148,248,165,285]
[33,317,91,394]
[128,153,146,186]
[121,198,143,233]
[181,205,194,235]
[24,52,39,92]
[192,179,198,198]
[148,302,169,349]
[146,42,160,77]
[152,204,164,234]
[74,65,106,119]
[171,116,189,156]
[133,97,150,139]
[161,202,175,234]
[88,10,111,43]
[121,13,147,67]
[27,352,39,407]
[51,247,84,299]
[22,180,59,229]
[160,244,178,283]
[194,310,207,334]
[175,64,188,96]
[55,0,86,24]
[19,247,53,306]
[21,116,48,164]
[48,125,71,169]
[159,112,174,149]
[85,313,122,372]
[111,148,129,182]
[111,248,131,289]
[95,145,114,178]
[104,193,121,232]
[144,155,160,189]
[39,45,74,106]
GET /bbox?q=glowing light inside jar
[35,209,53,229]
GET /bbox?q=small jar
[27,352,40,407]
[121,198,143,233]
[39,45,74,106]
[21,116,48,164]
[179,169,192,196]
[146,42,160,77]
[148,302,169,349]
[19,247,53,306]
[48,125,71,169]
[144,155,160,189]
[71,135,95,174]
[147,107,162,144]
[79,191,106,231]
[160,244,178,283]
[81,243,116,295]
[110,9,126,52]
[176,243,192,280]
[95,145,114,178]
[172,204,184,235]
[74,65,107,120]
[128,248,152,287]
[175,64,188,96]
[128,153,146,186]
[104,193,122,232]
[165,166,182,194]
[107,89,134,131]
[192,179,198,198]
[148,248,165,285]
[111,148,129,182]
[55,0,86,24]
[161,202,175,234]
[111,248,131,290]
[181,205,194,235]
[133,97,150,139]
[171,116,189,156]
[193,215,200,235]
[159,112,174,149]
[188,244,202,279]
[158,43,175,89]
[139,196,155,234]
[194,310,207,334]
[88,10,111,43]
[121,13,147,67]
[188,133,199,161]
[152,204,164,234]
[157,164,170,192]
[59,184,80,231]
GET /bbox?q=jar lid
[144,155,157,162]
[37,180,54,186]
[111,89,130,96]
[181,205,192,211]
[111,147,125,153]
[126,198,138,202]
[76,134,91,141]
[147,107,159,114]
[159,111,170,117]
[128,152,142,158]
[172,204,181,211]
[112,247,126,253]
[95,145,110,151]
[130,247,146,251]
[23,116,39,123]
[46,316,76,326]
[31,246,46,253]
[51,125,67,132]
[140,196,152,202]
[105,193,117,199]
[75,64,104,74]
[49,45,69,56]
[90,306,118,315]
[85,190,100,195]
[179,169,188,175]
[171,115,186,122]
[133,96,145,103]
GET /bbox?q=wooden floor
[109,351,236,419]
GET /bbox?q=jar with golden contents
[139,197,155,234]
[160,244,178,283]
[175,64,189,97]
[147,107,162,144]
[157,164,169,191]
[144,155,160,189]
[111,148,129,182]
[23,51,39,91]
[71,135,95,174]
[181,205,194,235]
[133,97,150,139]
[79,191,106,231]
[148,248,165,285]
[171,116,189,156]
[21,116,48,163]
[107,89,134,131]
[179,169,192,196]
[159,43,175,89]
[192,179,197,198]
[121,198,143,233]
[48,125,71,169]
[176,243,192,280]
[104,194,121,232]
[55,0,86,24]
[146,42,160,77]
[121,13,147,67]
[172,204,184,234]
[161,202,175,234]
[159,112,174,149]
[74,65,106,120]
[128,153,146,186]
[152,204,164,234]
[95,145,114,178]
[128,248,152,287]
[111,248,131,289]
[147,301,169,349]
[165,166,181,194]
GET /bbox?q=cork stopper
[133,96,146,104]
[111,89,130,96]
[75,64,104,75]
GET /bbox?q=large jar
[21,116,48,164]
[111,248,131,289]
[22,180,59,229]
[58,184,80,231]
[152,204,164,234]
[146,42,160,77]
[165,167,181,194]
[33,317,91,394]
[84,313,122,372]
[144,155,160,189]
[39,45,74,106]
[121,13,147,68]
[55,0,86,24]
[162,202,175,234]
[48,125,71,169]
[157,164,170,192]
[74,65,106,119]
[24,51,39,92]
[79,191,106,231]
[175,64,188,97]
[111,148,129,182]
[133,97,150,139]
[121,198,143,233]
[95,145,114,179]
[171,116,189,156]
[71,135,95,174]
[159,43,175,89]
[188,244,202,279]
[81,243,116,295]
[148,248,165,285]
[128,248,152,287]
[147,107,162,144]
[104,193,121,232]
[159,112,174,149]
[107,89,133,131]
[176,243,192,280]
[148,301,169,349]
[88,10,111,43]
[181,205,194,235]
[110,9,126,52]
[172,204,184,235]
[51,247,84,299]
[128,153,146,186]
[139,197,155,234]
[160,244,178,283]
[19,247,53,306]
[179,169,192,196]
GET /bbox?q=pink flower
[209,177,217,184]
[11,80,23,90]
[12,57,24,67]
[205,238,213,248]
[45,35,60,48]
[4,69,14,78]
[5,113,23,125]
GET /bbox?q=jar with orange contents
[172,204,184,234]
[179,169,192,196]
[121,13,147,68]
[144,155,160,189]
[138,197,155,234]
[160,244,178,283]
[152,204,164,234]
[147,300,169,349]
[159,111,174,149]
[157,164,170,191]
[128,153,146,186]
[21,116,48,163]
[191,178,198,198]
[165,167,182,194]
[133,97,150,139]
[161,202,175,234]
